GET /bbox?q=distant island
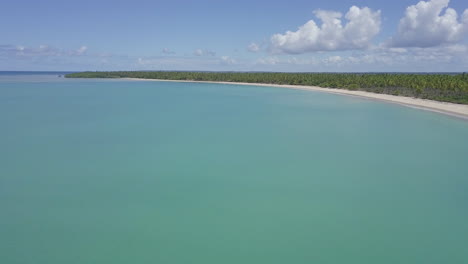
[66,71,468,105]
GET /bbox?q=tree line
[65,71,468,104]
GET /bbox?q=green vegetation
[66,71,468,104]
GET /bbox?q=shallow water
[1,73,468,263]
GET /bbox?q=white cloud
[137,57,146,65]
[270,6,381,54]
[389,0,468,47]
[130,55,242,71]
[256,56,322,66]
[220,56,236,65]
[247,43,260,52]
[251,43,468,71]
[324,55,343,64]
[75,46,87,55]
[387,47,408,53]
[162,48,175,55]
[346,44,468,69]
[1,44,89,57]
[193,49,216,56]
[256,56,280,65]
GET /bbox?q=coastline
[123,78,468,120]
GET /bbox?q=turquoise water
[1,73,468,263]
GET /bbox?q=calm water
[1,73,468,264]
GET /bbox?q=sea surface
[1,72,468,264]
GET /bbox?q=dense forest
[65,71,468,104]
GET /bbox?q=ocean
[1,72,468,263]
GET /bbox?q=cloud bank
[254,43,468,71]
[0,44,88,57]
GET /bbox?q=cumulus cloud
[247,43,260,52]
[256,56,322,66]
[137,57,147,65]
[389,0,468,47]
[162,48,175,55]
[220,56,236,65]
[71,46,87,55]
[193,49,216,56]
[323,55,343,64]
[256,56,280,65]
[270,6,381,54]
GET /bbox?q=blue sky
[1,0,467,71]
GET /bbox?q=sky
[1,0,467,72]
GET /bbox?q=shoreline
[122,78,468,120]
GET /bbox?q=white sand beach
[124,78,468,120]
